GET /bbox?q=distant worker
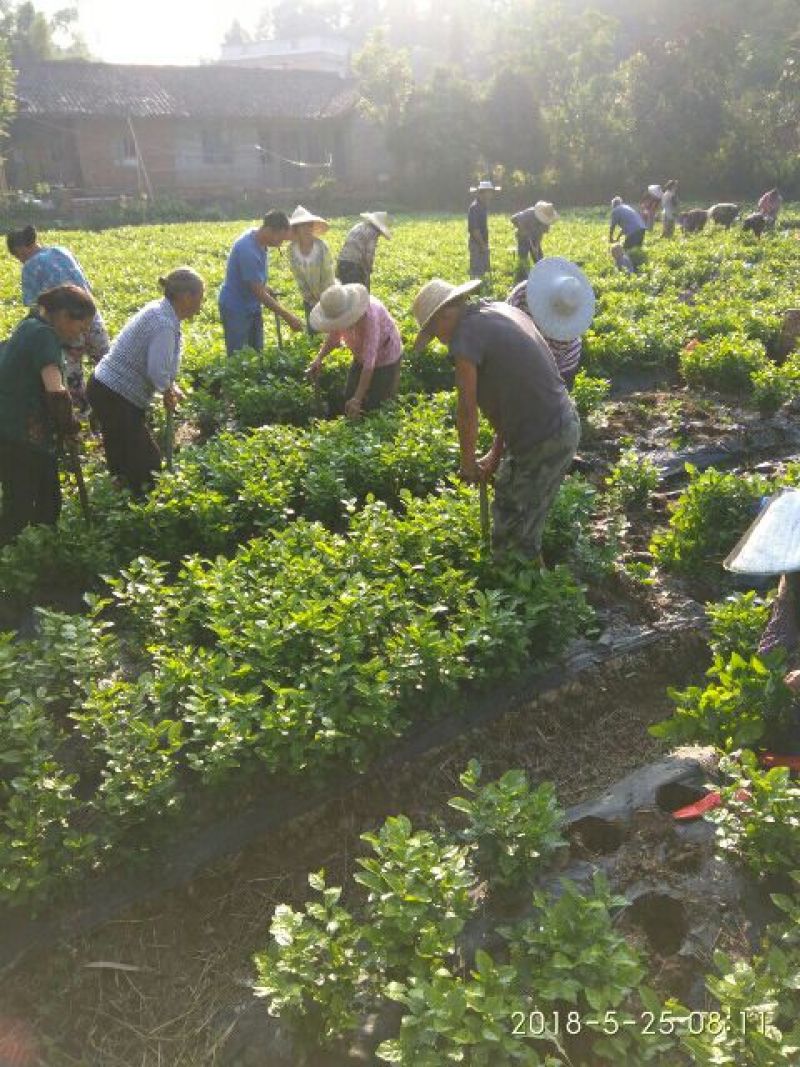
[661,180,679,238]
[743,212,769,238]
[218,210,303,357]
[639,184,662,231]
[467,180,500,280]
[506,257,596,390]
[610,242,635,273]
[0,285,94,545]
[708,203,740,228]
[336,211,391,290]
[679,208,709,235]
[412,276,580,561]
[287,205,335,333]
[758,187,783,229]
[306,284,402,420]
[88,269,205,496]
[6,224,110,407]
[609,196,646,252]
[510,201,559,283]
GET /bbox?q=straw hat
[724,489,800,576]
[360,211,391,239]
[533,201,559,226]
[526,257,596,342]
[412,278,482,350]
[309,283,370,333]
[470,180,501,193]
[647,184,664,199]
[289,204,329,235]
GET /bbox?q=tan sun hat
[412,277,482,351]
[526,257,595,342]
[360,211,391,239]
[648,184,664,199]
[289,204,330,235]
[470,179,501,193]
[724,489,800,576]
[309,283,370,333]
[533,201,559,226]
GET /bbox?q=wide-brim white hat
[648,184,664,198]
[412,277,482,351]
[470,180,501,193]
[289,204,329,236]
[533,200,559,226]
[526,257,596,342]
[310,283,370,333]
[724,489,800,576]
[360,211,391,239]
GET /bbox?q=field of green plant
[2,211,800,1064]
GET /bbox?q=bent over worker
[412,277,580,560]
[218,210,303,356]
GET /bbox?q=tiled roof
[15,61,358,120]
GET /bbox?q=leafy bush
[447,760,565,890]
[679,334,767,393]
[651,650,794,751]
[706,591,773,659]
[605,448,659,510]
[751,358,800,416]
[571,370,610,419]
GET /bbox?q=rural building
[218,34,351,77]
[7,60,385,201]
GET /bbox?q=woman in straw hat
[288,205,335,333]
[306,283,402,419]
[510,201,559,283]
[336,212,391,291]
[506,257,595,390]
[412,276,579,562]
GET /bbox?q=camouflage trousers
[492,407,581,559]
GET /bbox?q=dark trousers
[337,260,370,289]
[624,228,646,250]
[514,235,543,283]
[0,439,61,546]
[344,359,401,413]
[87,375,161,497]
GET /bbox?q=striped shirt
[507,282,582,382]
[338,221,380,276]
[94,298,181,409]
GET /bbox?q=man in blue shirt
[608,196,647,251]
[218,209,303,356]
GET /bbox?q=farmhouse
[7,60,383,200]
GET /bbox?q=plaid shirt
[338,221,380,275]
[94,298,181,409]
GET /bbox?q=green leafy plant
[679,334,767,393]
[706,591,774,659]
[447,760,565,890]
[605,447,659,510]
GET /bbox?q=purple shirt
[334,296,402,370]
[611,204,646,236]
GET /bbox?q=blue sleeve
[236,239,266,288]
[21,261,39,306]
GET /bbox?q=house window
[115,132,137,167]
[202,127,232,165]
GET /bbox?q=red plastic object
[672,788,750,821]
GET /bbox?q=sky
[36,0,272,65]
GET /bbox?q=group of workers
[0,172,788,564]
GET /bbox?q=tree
[0,37,14,154]
[0,2,89,63]
[256,1,344,40]
[223,19,251,46]
[352,28,412,126]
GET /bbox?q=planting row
[0,488,594,906]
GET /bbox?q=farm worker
[6,224,110,408]
[87,269,204,497]
[467,180,500,280]
[0,285,94,545]
[724,489,800,754]
[610,242,635,273]
[287,205,335,332]
[609,197,646,252]
[679,208,709,235]
[412,277,580,561]
[661,180,679,238]
[772,309,800,363]
[336,211,391,290]
[505,258,595,391]
[510,201,558,283]
[708,203,740,228]
[757,187,783,228]
[639,184,662,231]
[306,283,402,420]
[218,210,303,357]
[742,211,768,238]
